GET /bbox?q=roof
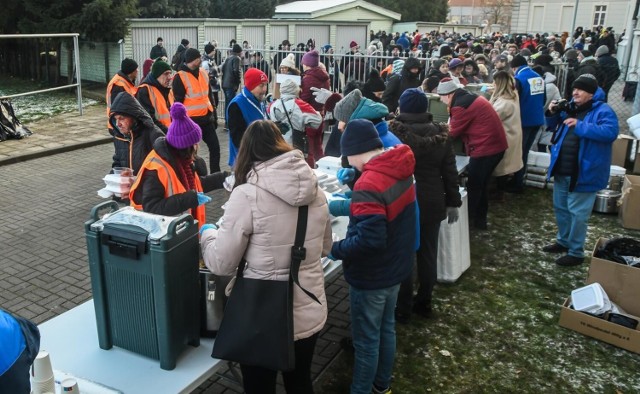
[274,0,401,20]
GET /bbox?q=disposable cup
[31,376,55,394]
[61,378,80,393]
[31,351,54,382]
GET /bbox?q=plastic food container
[571,282,611,314]
[112,167,133,176]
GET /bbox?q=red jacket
[448,89,508,158]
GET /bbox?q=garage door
[335,25,367,54]
[295,25,330,48]
[204,26,237,49]
[243,26,265,49]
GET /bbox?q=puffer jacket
[547,88,619,192]
[300,67,330,111]
[390,112,461,223]
[201,150,333,340]
[109,91,164,175]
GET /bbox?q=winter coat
[221,55,242,90]
[390,112,462,223]
[149,44,167,60]
[381,57,422,113]
[130,138,227,216]
[268,94,322,133]
[136,73,172,133]
[201,150,332,341]
[300,67,330,111]
[330,144,416,290]
[597,53,621,94]
[448,89,508,158]
[491,96,524,176]
[109,91,164,175]
[547,88,619,192]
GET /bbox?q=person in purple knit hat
[129,102,229,230]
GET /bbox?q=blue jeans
[553,176,597,258]
[350,284,400,394]
[223,88,237,126]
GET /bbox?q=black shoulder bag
[211,205,320,371]
[282,99,309,158]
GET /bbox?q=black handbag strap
[235,206,321,305]
[291,206,321,305]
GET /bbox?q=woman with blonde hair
[490,70,523,194]
[200,120,332,394]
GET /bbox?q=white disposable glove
[311,87,332,104]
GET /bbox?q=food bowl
[112,167,133,176]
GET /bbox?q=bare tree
[482,0,513,27]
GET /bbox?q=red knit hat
[244,68,268,91]
[350,41,358,48]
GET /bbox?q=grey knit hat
[595,45,609,57]
[437,78,459,96]
[334,89,362,123]
[279,79,300,96]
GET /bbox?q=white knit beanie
[280,53,296,69]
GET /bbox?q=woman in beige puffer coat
[200,120,332,394]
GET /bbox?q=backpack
[171,51,182,71]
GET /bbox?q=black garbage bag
[594,237,640,268]
[0,99,33,141]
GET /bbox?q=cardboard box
[559,238,640,354]
[633,152,640,175]
[618,174,640,230]
[611,135,636,170]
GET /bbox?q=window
[593,5,607,28]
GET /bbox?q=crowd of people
[97,25,621,394]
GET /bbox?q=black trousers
[198,120,220,173]
[467,152,504,227]
[240,333,318,394]
[398,219,441,313]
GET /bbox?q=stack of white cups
[31,351,55,394]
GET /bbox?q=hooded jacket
[109,91,165,175]
[201,150,332,340]
[597,53,621,94]
[136,73,172,133]
[331,144,417,290]
[382,57,423,113]
[547,88,619,192]
[268,93,322,133]
[390,112,462,223]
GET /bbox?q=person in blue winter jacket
[0,309,40,393]
[542,74,618,266]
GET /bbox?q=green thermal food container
[84,201,200,370]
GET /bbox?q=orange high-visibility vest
[106,74,137,129]
[169,68,214,117]
[138,84,171,128]
[130,150,205,228]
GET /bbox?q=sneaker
[555,255,584,267]
[372,384,392,394]
[412,303,433,319]
[542,243,569,253]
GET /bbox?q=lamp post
[570,0,580,34]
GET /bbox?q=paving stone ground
[0,103,350,393]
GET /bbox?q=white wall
[512,0,630,34]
